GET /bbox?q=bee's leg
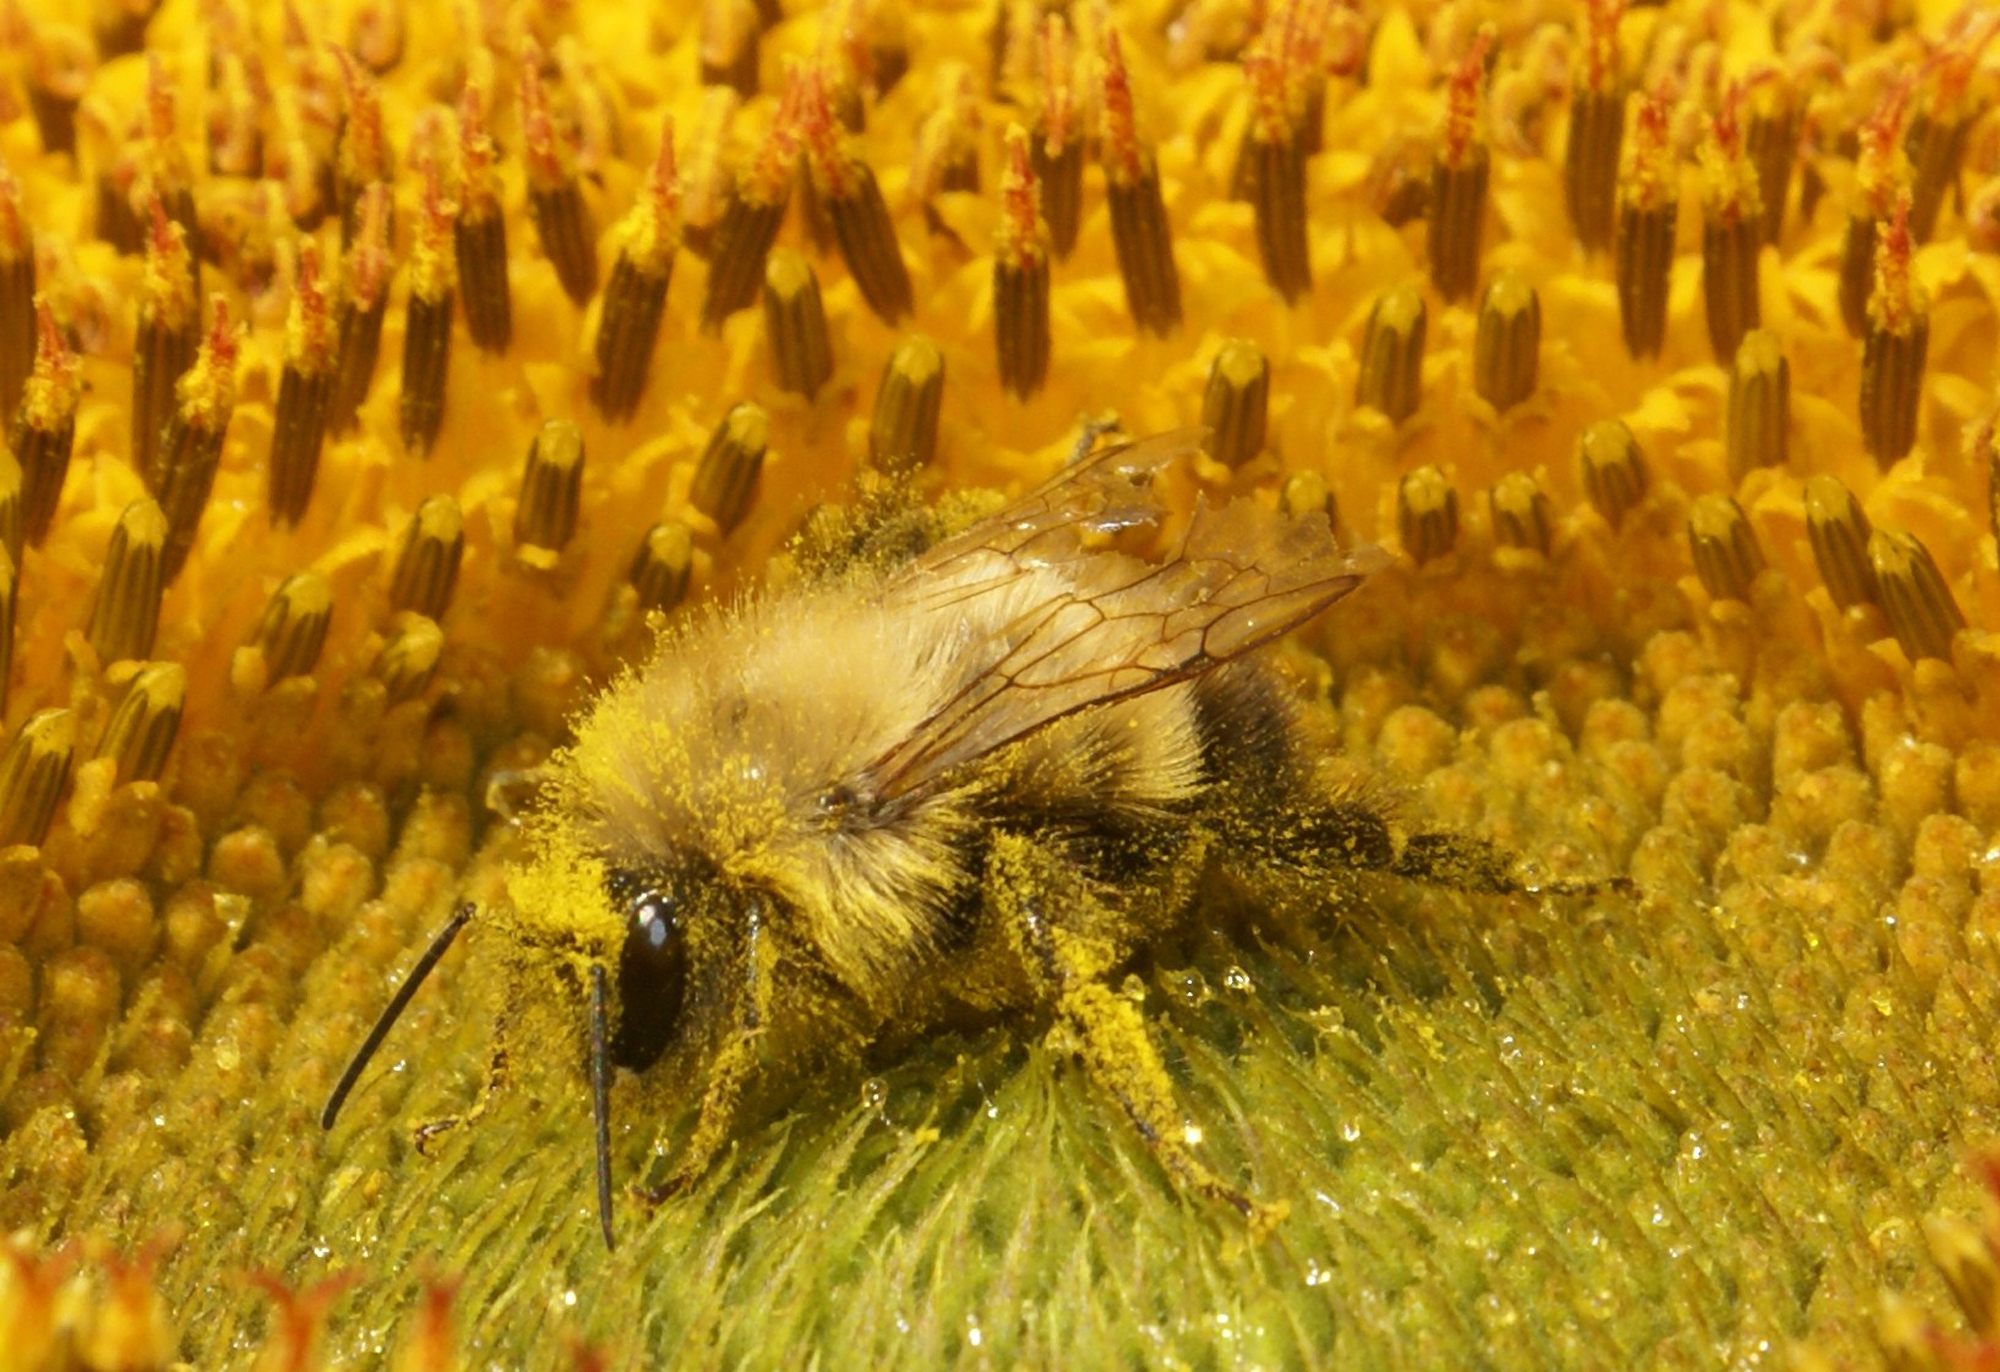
[985,831,1287,1238]
[640,901,775,1205]
[411,1008,515,1156]
[1226,799,1632,899]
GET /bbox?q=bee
[322,429,1623,1247]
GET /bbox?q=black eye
[607,871,688,1073]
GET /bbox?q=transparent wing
[869,433,1388,800]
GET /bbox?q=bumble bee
[323,428,1624,1247]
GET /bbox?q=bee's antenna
[320,902,474,1130]
[588,964,616,1250]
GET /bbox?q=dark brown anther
[520,43,600,306]
[389,496,465,621]
[1745,91,1797,245]
[700,0,761,96]
[269,241,337,526]
[132,200,200,484]
[329,185,393,435]
[1489,472,1551,555]
[1240,15,1314,303]
[153,301,240,582]
[689,402,769,535]
[25,27,90,156]
[0,709,75,848]
[14,303,79,548]
[515,420,585,555]
[1354,284,1425,423]
[400,148,456,458]
[1032,17,1083,260]
[994,126,1052,401]
[331,48,394,247]
[98,662,185,785]
[1870,527,1964,662]
[0,163,31,425]
[1101,27,1182,334]
[1804,475,1876,611]
[631,521,695,613]
[593,122,681,423]
[88,499,169,665]
[0,546,13,719]
[1687,493,1764,602]
[375,615,444,704]
[1563,0,1625,254]
[1904,111,1970,243]
[1578,419,1647,529]
[1700,91,1764,363]
[764,249,834,399]
[1725,329,1789,480]
[869,337,943,474]
[800,72,912,324]
[1428,33,1492,304]
[1398,465,1458,565]
[1859,200,1927,468]
[254,573,333,682]
[1201,340,1268,469]
[1616,92,1676,360]
[455,70,512,353]
[699,75,800,333]
[1472,271,1540,412]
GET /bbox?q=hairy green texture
[8,647,1995,1366]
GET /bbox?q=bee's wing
[869,437,1389,800]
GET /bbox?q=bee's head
[602,863,693,1073]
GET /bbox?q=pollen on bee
[1427,32,1491,305]
[389,495,465,622]
[1398,465,1458,565]
[0,708,75,848]
[1725,329,1789,480]
[153,299,240,583]
[1860,199,1928,468]
[868,336,944,474]
[593,121,682,423]
[400,141,456,459]
[329,185,392,436]
[269,239,337,527]
[1562,0,1624,256]
[1201,340,1268,469]
[763,249,834,399]
[132,200,199,485]
[0,164,32,423]
[253,572,334,683]
[1472,271,1539,413]
[1700,91,1764,363]
[16,301,79,547]
[1687,494,1764,604]
[689,402,770,535]
[631,521,696,613]
[88,499,168,665]
[1804,475,1879,612]
[1488,472,1551,556]
[1578,419,1647,530]
[994,125,1051,402]
[1354,283,1425,424]
[1869,527,1964,664]
[515,420,586,557]
[97,662,186,787]
[519,43,599,306]
[374,615,445,705]
[455,67,513,354]
[1100,26,1182,335]
[1615,90,1675,361]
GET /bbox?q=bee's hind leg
[638,901,775,1207]
[985,831,1287,1238]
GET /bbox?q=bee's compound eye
[607,870,689,1073]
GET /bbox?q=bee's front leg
[638,900,775,1206]
[412,1008,514,1156]
[985,831,1287,1238]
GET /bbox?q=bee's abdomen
[1190,665,1302,789]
